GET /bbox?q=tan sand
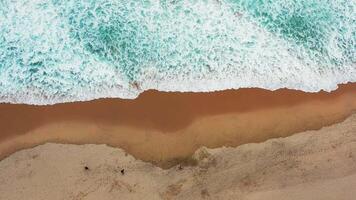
[1,113,356,200]
[0,83,356,167]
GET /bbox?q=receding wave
[0,0,355,104]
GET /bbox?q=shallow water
[0,0,355,104]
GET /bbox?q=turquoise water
[0,0,355,104]
[227,0,355,64]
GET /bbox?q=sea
[0,0,355,104]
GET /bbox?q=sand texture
[1,114,355,200]
[1,84,356,167]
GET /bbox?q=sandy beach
[1,0,355,198]
[0,83,355,167]
[1,112,356,200]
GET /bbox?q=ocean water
[0,0,355,104]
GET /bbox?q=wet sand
[1,114,356,200]
[0,83,356,167]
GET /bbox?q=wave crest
[0,0,355,104]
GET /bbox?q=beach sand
[1,113,356,200]
[0,83,356,167]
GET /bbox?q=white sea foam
[0,0,355,105]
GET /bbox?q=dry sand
[0,84,356,167]
[1,113,356,200]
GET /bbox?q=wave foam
[0,0,355,105]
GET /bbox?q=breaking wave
[0,0,355,104]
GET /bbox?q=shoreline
[1,113,356,199]
[0,83,355,167]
